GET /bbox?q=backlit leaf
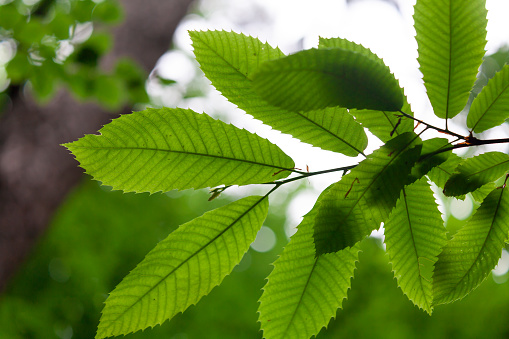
[468,64,509,132]
[313,132,422,254]
[318,36,414,142]
[427,153,463,188]
[414,0,487,119]
[443,152,509,197]
[385,178,447,313]
[433,183,509,304]
[253,48,403,112]
[471,182,496,203]
[259,187,360,339]
[64,107,295,193]
[190,30,368,157]
[96,195,269,338]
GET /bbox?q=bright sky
[155,0,509,252]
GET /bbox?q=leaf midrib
[401,187,432,311]
[445,0,453,120]
[296,111,366,156]
[69,145,293,171]
[437,186,506,302]
[195,34,367,156]
[459,159,509,180]
[471,73,509,131]
[100,195,269,335]
[281,259,319,338]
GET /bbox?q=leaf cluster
[63,0,509,338]
[0,0,148,107]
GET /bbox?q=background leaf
[433,183,509,304]
[384,177,447,313]
[64,107,295,193]
[313,132,422,254]
[414,0,487,119]
[443,152,509,197]
[259,187,360,339]
[253,48,403,112]
[468,64,509,132]
[190,30,368,157]
[96,195,269,338]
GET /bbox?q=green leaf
[411,138,451,180]
[318,37,414,142]
[443,152,509,197]
[93,74,124,110]
[190,30,368,157]
[72,33,113,67]
[96,195,269,339]
[384,177,447,313]
[30,61,59,101]
[6,52,30,83]
[64,107,295,193]
[433,183,509,304]
[313,132,422,254]
[71,0,96,22]
[0,4,22,30]
[414,0,487,119]
[349,100,413,143]
[49,10,75,39]
[427,153,463,188]
[259,187,360,339]
[16,19,47,44]
[114,58,149,104]
[92,0,124,23]
[471,182,496,203]
[252,48,403,112]
[486,46,509,69]
[318,36,383,61]
[468,64,509,132]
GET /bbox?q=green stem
[274,165,357,186]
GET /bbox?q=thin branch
[397,110,466,140]
[211,121,509,200]
[424,137,509,159]
[260,164,357,186]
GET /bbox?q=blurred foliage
[467,45,509,108]
[0,0,148,108]
[0,179,290,339]
[1,1,509,337]
[323,238,509,339]
[0,178,508,338]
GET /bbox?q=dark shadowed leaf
[190,30,368,156]
[313,132,422,254]
[252,48,403,112]
[443,152,509,197]
[318,36,415,142]
[259,186,360,339]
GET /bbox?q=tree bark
[0,0,194,291]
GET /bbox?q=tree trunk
[0,0,195,291]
